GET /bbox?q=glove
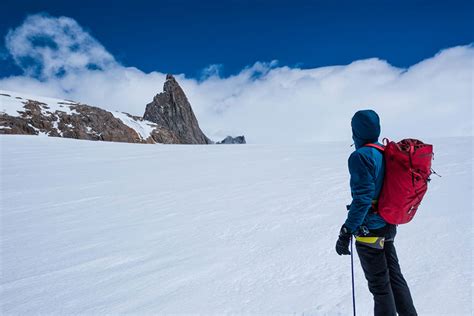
[335,224,352,255]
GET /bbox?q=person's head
[351,109,381,149]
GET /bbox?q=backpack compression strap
[364,143,385,152]
[364,143,385,215]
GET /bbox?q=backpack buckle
[356,225,370,237]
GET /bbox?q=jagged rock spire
[143,74,211,144]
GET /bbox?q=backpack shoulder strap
[364,143,385,152]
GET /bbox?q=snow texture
[0,135,472,315]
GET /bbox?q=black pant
[356,224,417,316]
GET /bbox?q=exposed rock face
[143,74,211,144]
[217,136,246,144]
[1,76,212,145]
[0,93,180,144]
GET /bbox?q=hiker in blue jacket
[335,110,417,316]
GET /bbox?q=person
[335,109,417,316]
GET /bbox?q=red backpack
[365,139,433,224]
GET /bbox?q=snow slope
[0,90,158,141]
[0,135,472,315]
[0,90,80,118]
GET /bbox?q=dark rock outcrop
[217,136,246,144]
[143,74,211,144]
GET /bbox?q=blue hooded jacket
[344,110,387,233]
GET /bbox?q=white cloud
[200,64,223,79]
[5,13,117,79]
[1,14,472,143]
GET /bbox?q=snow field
[0,135,472,315]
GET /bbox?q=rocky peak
[143,74,211,144]
[217,135,246,144]
[164,74,177,91]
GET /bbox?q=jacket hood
[351,109,381,149]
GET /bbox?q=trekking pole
[350,236,356,316]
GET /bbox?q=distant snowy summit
[0,75,211,144]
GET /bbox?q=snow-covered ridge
[0,90,79,117]
[0,90,167,143]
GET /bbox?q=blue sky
[0,1,472,143]
[1,0,473,78]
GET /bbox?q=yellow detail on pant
[355,236,385,249]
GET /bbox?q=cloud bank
[1,14,472,143]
